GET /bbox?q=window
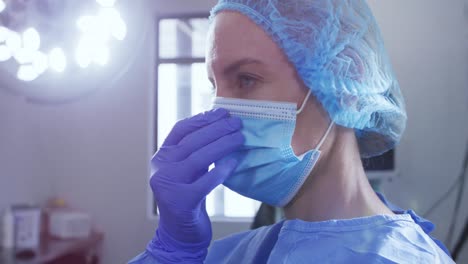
[153,14,261,220]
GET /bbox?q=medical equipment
[12,205,41,250]
[49,211,92,239]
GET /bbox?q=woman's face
[206,11,330,155]
[206,11,306,104]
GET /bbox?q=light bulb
[22,27,41,51]
[17,64,39,82]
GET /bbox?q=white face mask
[212,90,333,206]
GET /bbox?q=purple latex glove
[147,108,244,263]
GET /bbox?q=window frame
[153,12,208,151]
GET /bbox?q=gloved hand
[147,108,244,263]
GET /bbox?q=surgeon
[129,0,455,263]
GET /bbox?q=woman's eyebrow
[223,58,264,75]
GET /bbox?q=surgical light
[0,0,128,82]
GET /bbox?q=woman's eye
[238,75,257,89]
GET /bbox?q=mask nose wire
[296,89,313,115]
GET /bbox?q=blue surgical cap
[210,0,407,158]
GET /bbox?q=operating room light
[48,48,66,73]
[0,0,127,81]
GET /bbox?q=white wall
[369,1,468,261]
[0,93,52,212]
[1,0,467,263]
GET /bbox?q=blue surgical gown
[129,194,454,263]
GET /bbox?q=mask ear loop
[316,121,334,150]
[296,90,313,115]
[295,89,334,151]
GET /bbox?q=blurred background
[0,0,467,263]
